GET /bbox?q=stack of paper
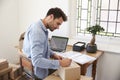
[56,51,96,64]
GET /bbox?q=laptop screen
[50,36,69,52]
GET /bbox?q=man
[23,7,72,80]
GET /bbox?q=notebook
[50,36,69,52]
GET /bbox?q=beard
[49,28,54,31]
[46,25,54,31]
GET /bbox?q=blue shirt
[23,20,60,79]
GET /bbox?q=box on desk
[58,61,80,80]
[0,59,9,70]
[9,63,22,80]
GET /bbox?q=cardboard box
[44,71,61,80]
[9,63,22,80]
[80,76,93,80]
[0,59,8,70]
[44,71,93,80]
[19,32,25,49]
[58,61,80,80]
[0,67,12,80]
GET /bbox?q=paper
[72,54,96,64]
[56,51,96,64]
[75,43,84,46]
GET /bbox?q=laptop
[50,36,69,52]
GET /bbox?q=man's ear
[50,14,54,19]
[47,14,54,23]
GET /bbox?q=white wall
[0,0,19,63]
[96,52,120,80]
[18,0,69,38]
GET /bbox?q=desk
[66,45,104,80]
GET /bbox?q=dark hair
[46,7,67,21]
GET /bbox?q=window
[76,0,120,37]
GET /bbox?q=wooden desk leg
[81,64,89,75]
[92,60,97,80]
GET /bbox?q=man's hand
[59,58,72,67]
[52,54,72,67]
[52,54,63,60]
